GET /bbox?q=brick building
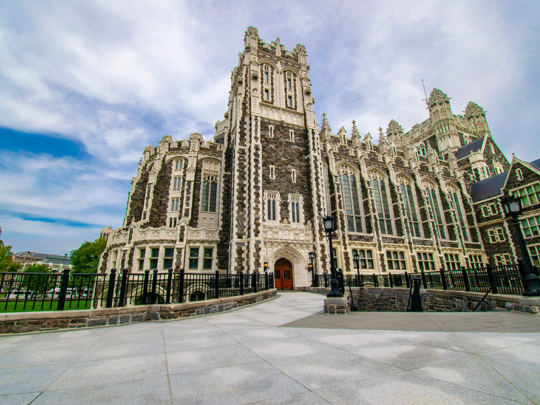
[98,27,539,290]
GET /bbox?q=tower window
[287,95,293,107]
[169,217,177,228]
[289,130,295,142]
[269,166,275,179]
[171,198,180,212]
[173,176,182,190]
[291,169,296,183]
[264,89,269,101]
[269,126,274,138]
[265,191,279,222]
[264,69,269,84]
[175,160,184,171]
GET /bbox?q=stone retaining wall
[0,289,277,334]
[299,286,539,314]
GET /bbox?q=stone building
[98,27,537,290]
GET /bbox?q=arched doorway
[274,258,293,290]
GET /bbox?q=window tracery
[422,180,446,239]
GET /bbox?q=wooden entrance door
[274,258,293,290]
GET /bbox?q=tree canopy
[0,226,21,272]
[70,237,106,273]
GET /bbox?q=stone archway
[268,246,308,289]
[274,258,293,290]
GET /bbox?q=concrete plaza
[1,292,539,404]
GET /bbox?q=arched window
[264,65,270,84]
[423,181,446,239]
[338,166,363,233]
[448,186,469,242]
[397,176,421,238]
[370,171,393,235]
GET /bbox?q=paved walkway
[0,292,539,404]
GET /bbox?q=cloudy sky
[1,0,539,255]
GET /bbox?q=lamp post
[264,262,268,272]
[500,194,540,296]
[308,252,315,287]
[322,215,343,297]
[353,252,360,282]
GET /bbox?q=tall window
[399,182,421,237]
[175,159,184,171]
[371,174,393,235]
[341,172,362,233]
[529,245,540,267]
[287,96,293,107]
[286,75,292,90]
[173,176,182,190]
[289,194,302,224]
[424,185,446,239]
[289,130,295,142]
[450,190,469,241]
[201,176,218,213]
[265,191,279,222]
[171,198,180,212]
[264,66,269,83]
[269,126,274,138]
[291,169,296,183]
[264,89,269,101]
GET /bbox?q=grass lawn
[0,300,92,313]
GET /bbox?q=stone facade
[98,27,536,293]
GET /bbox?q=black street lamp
[322,215,343,297]
[308,251,315,286]
[500,194,540,296]
[353,252,360,280]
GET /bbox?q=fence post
[359,273,363,287]
[324,273,328,288]
[143,270,150,304]
[215,270,220,298]
[420,269,427,289]
[440,267,448,290]
[57,268,71,311]
[178,269,185,303]
[166,268,173,304]
[373,273,378,287]
[240,271,244,295]
[253,272,257,293]
[486,263,498,294]
[461,266,471,292]
[151,269,158,304]
[405,272,410,288]
[106,268,117,308]
[389,273,394,288]
[265,271,269,290]
[118,268,128,307]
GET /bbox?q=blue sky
[1,0,539,255]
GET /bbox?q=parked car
[7,290,36,300]
[45,288,78,299]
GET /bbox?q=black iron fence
[315,262,537,297]
[0,269,274,313]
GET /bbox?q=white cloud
[0,0,539,254]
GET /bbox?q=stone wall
[0,289,277,334]
[298,286,539,314]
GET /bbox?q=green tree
[22,264,53,292]
[0,226,22,272]
[70,237,106,273]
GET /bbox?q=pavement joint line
[26,330,106,403]
[160,329,174,405]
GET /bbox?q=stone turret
[465,101,490,137]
